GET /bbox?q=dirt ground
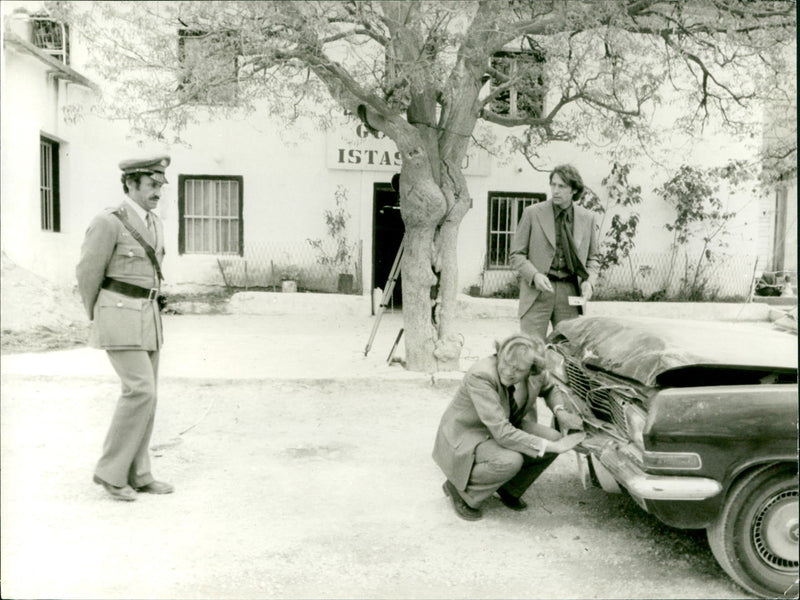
[0,254,90,354]
[0,258,752,599]
[2,375,748,600]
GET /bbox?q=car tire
[706,464,799,598]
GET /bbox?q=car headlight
[624,404,647,449]
[642,451,702,470]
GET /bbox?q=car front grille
[558,347,643,435]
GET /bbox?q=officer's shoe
[442,480,482,521]
[497,488,528,511]
[135,480,175,494]
[93,475,137,502]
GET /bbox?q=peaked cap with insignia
[119,155,171,184]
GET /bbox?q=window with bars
[488,49,545,119]
[40,136,61,232]
[178,176,243,255]
[486,192,545,268]
[32,17,69,64]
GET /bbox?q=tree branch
[710,0,796,20]
[320,26,388,47]
[481,90,584,128]
[661,31,754,108]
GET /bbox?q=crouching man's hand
[554,406,584,431]
[546,432,586,454]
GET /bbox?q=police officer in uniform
[76,155,174,501]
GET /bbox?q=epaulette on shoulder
[97,206,127,228]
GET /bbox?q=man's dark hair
[121,173,147,194]
[549,164,584,201]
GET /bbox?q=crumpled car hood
[552,316,798,387]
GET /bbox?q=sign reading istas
[327,123,490,176]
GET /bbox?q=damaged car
[547,316,798,598]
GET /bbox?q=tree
[578,162,644,295]
[656,161,753,300]
[58,0,796,372]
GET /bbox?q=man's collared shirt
[123,198,158,246]
[123,198,151,225]
[122,198,159,288]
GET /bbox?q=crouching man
[433,333,584,520]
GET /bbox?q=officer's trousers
[95,349,159,488]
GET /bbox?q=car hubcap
[753,489,799,568]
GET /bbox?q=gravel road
[1,373,751,599]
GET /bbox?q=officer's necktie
[146,212,157,246]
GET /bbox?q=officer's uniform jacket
[509,199,601,318]
[432,355,565,491]
[76,201,164,351]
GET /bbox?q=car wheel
[707,464,799,598]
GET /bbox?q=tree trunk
[396,152,447,372]
[401,223,439,372]
[431,219,462,371]
[350,86,475,373]
[395,139,473,372]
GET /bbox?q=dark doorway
[373,181,404,312]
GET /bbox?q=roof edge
[3,29,98,92]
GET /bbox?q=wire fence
[595,251,758,300]
[216,240,364,294]
[475,250,760,301]
[213,239,768,302]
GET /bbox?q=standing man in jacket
[76,155,173,501]
[510,164,601,341]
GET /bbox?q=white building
[2,2,794,309]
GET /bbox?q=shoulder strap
[111,209,164,281]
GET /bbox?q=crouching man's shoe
[93,475,137,502]
[442,480,482,521]
[135,481,175,494]
[497,488,528,511]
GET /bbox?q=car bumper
[585,437,723,501]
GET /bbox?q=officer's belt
[102,277,161,301]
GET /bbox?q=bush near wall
[474,251,756,302]
[215,240,363,294]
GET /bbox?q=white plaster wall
[1,4,171,284]
[0,2,774,295]
[149,114,395,287]
[456,133,764,295]
[0,42,95,283]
